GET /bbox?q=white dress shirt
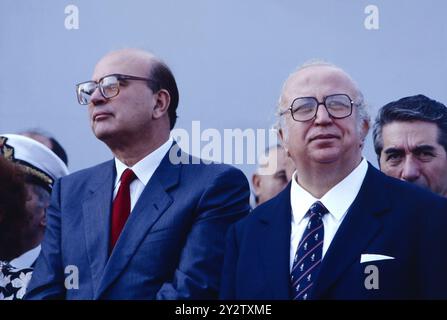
[289,158,368,271]
[113,137,173,211]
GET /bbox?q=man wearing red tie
[25,48,250,299]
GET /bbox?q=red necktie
[110,168,136,250]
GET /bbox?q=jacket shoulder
[178,151,248,182]
[233,183,291,233]
[57,159,114,186]
[370,165,446,205]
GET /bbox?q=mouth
[310,134,339,142]
[93,112,113,121]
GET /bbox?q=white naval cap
[0,134,69,191]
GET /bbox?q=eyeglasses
[76,73,159,105]
[279,94,355,122]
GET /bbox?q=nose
[90,87,106,106]
[401,157,421,182]
[313,103,332,125]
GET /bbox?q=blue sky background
[1,0,446,180]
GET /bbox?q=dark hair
[49,137,68,166]
[19,130,69,166]
[373,94,447,159]
[148,60,179,130]
[0,157,28,260]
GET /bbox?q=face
[279,66,368,171]
[253,147,296,205]
[24,183,49,231]
[88,52,157,143]
[379,121,447,196]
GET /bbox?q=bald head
[93,49,157,82]
[277,62,369,138]
[279,63,363,111]
[92,48,179,130]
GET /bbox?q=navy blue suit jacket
[25,144,250,299]
[220,164,447,299]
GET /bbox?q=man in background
[252,144,295,206]
[0,134,68,299]
[373,94,447,197]
[19,129,69,166]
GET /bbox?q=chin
[93,126,116,142]
[310,148,341,163]
[313,157,340,164]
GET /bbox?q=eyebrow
[383,145,436,155]
[383,147,404,155]
[411,145,436,153]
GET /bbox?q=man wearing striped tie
[220,61,447,300]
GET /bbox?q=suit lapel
[312,164,391,299]
[95,151,180,298]
[257,184,293,299]
[82,160,116,298]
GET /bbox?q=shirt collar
[291,158,368,224]
[9,245,41,269]
[114,137,173,187]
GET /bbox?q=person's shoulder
[59,159,114,184]
[368,165,447,212]
[375,167,444,202]
[179,152,246,181]
[235,183,291,231]
[372,169,447,236]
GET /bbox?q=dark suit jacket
[220,163,447,299]
[25,144,250,299]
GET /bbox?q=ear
[252,173,261,194]
[278,128,291,157]
[358,119,370,149]
[278,127,284,143]
[152,89,171,120]
[39,209,47,228]
[360,119,370,141]
[377,155,382,169]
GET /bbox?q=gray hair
[373,94,447,160]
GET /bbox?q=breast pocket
[360,256,414,299]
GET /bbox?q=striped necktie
[291,201,328,300]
